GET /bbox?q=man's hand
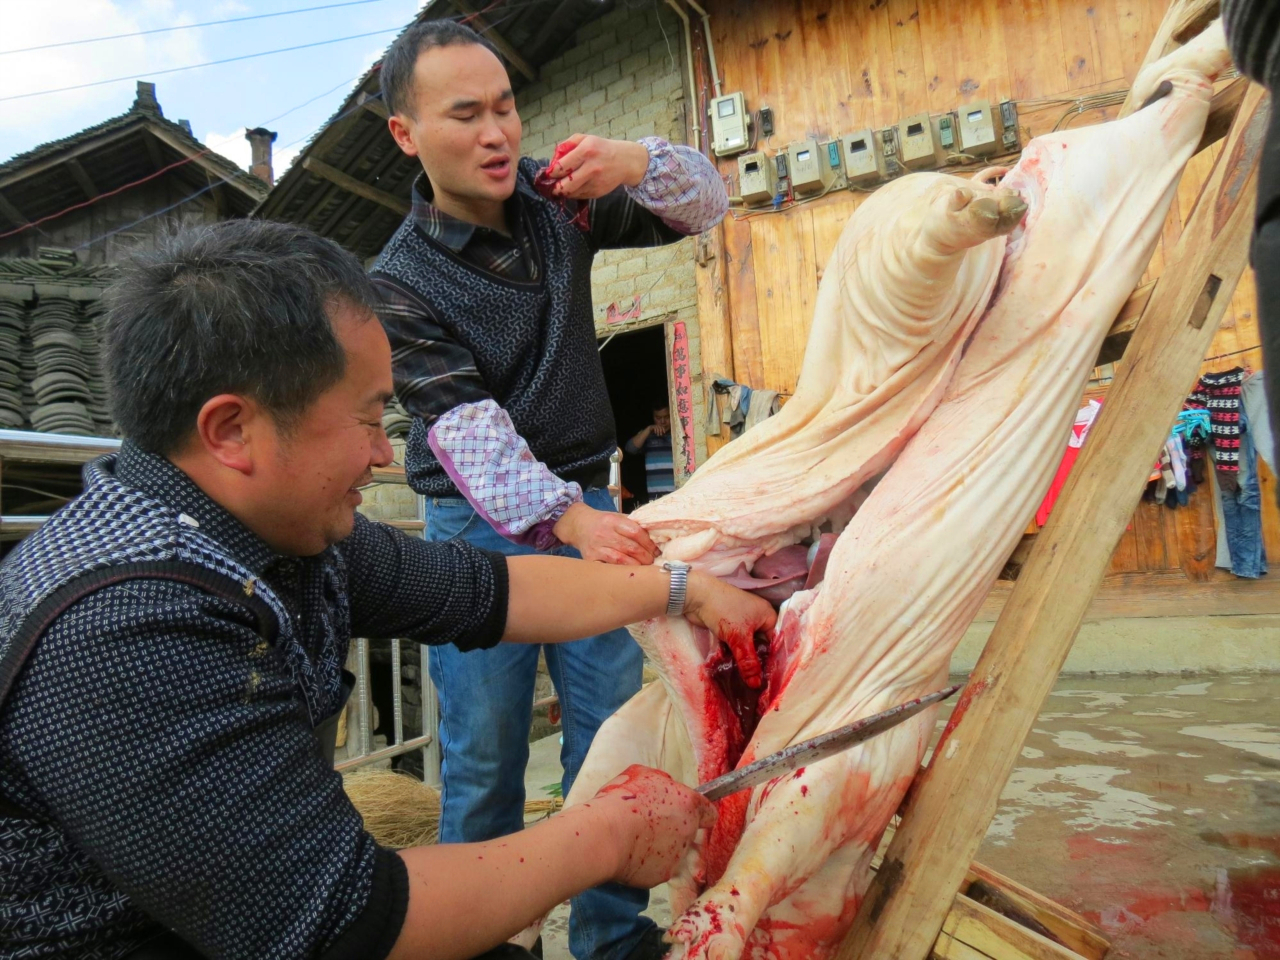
[546,134,651,200]
[554,501,657,564]
[650,420,669,437]
[684,571,778,689]
[592,765,717,889]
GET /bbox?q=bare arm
[389,766,715,960]
[503,556,775,684]
[625,424,654,453]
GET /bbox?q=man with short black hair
[372,18,730,960]
[625,405,676,504]
[0,220,774,960]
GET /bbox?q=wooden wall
[699,0,1280,586]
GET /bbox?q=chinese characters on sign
[671,321,696,475]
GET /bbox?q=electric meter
[999,100,1019,151]
[957,100,998,157]
[711,92,750,157]
[787,139,833,195]
[841,130,885,186]
[897,113,937,170]
[737,151,777,206]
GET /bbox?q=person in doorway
[625,404,676,503]
[0,220,775,960]
[1222,0,1280,502]
[371,19,729,960]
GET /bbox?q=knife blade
[696,684,963,802]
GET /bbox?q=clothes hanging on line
[1188,367,1246,492]
[1212,398,1269,578]
[1242,369,1276,474]
[1036,399,1102,526]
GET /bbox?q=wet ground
[528,674,1280,960]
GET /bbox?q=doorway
[599,323,670,513]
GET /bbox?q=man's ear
[388,115,420,158]
[195,394,259,476]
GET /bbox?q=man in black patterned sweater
[0,221,774,960]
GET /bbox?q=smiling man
[0,221,774,960]
[370,18,729,960]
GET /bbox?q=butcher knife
[696,684,963,802]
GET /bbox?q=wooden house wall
[0,178,223,265]
[699,0,1278,587]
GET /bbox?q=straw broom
[342,768,564,849]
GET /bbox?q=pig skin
[564,24,1230,960]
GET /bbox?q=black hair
[380,19,502,118]
[102,219,380,455]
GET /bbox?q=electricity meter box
[787,139,834,195]
[933,113,957,165]
[737,152,777,206]
[999,100,1019,151]
[897,113,937,170]
[841,129,885,186]
[957,100,998,157]
[711,92,750,157]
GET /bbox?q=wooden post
[838,32,1268,960]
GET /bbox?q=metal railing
[0,428,441,784]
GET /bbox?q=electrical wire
[0,27,406,103]
[0,0,399,56]
[1202,345,1261,363]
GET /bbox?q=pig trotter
[1140,79,1174,109]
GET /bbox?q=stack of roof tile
[0,295,24,429]
[28,296,95,434]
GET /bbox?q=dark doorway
[599,324,669,513]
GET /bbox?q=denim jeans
[424,486,652,960]
[1218,406,1269,579]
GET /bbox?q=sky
[0,0,428,175]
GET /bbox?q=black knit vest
[371,159,617,497]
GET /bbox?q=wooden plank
[1172,0,1221,44]
[840,72,1268,960]
[64,160,98,200]
[300,156,410,216]
[886,0,931,120]
[1000,0,1068,102]
[0,121,145,191]
[449,0,538,81]
[144,123,269,201]
[962,862,1109,960]
[358,92,390,120]
[944,895,1087,960]
[724,213,765,387]
[1176,470,1217,581]
[751,208,818,394]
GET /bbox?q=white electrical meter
[737,151,776,206]
[787,139,832,195]
[897,113,937,170]
[711,92,750,157]
[841,129,884,186]
[957,100,997,157]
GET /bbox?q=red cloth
[1036,399,1102,526]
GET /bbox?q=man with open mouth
[372,18,729,960]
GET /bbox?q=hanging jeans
[424,486,651,960]
[1217,404,1269,579]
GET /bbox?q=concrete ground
[525,674,1280,960]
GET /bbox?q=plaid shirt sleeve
[428,400,584,550]
[374,276,491,426]
[584,137,729,249]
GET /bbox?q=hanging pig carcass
[564,25,1233,960]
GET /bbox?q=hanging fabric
[1035,399,1102,526]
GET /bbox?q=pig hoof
[948,187,975,212]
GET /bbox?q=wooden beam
[142,132,166,174]
[64,159,98,200]
[301,156,410,216]
[1198,75,1248,154]
[358,92,390,120]
[0,120,146,191]
[1097,279,1154,365]
[1120,0,1222,116]
[1172,0,1221,44]
[0,191,29,229]
[838,69,1268,960]
[144,123,268,202]
[450,1,538,81]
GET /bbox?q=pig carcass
[567,26,1231,960]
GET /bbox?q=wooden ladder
[835,2,1270,959]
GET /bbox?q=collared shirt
[0,442,509,960]
[375,136,728,546]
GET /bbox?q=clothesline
[1202,344,1261,363]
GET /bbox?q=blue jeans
[1219,407,1269,579]
[424,487,652,960]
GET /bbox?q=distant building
[0,81,271,437]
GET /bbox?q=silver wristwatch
[663,560,692,617]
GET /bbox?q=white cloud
[0,0,203,156]
[202,128,300,178]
